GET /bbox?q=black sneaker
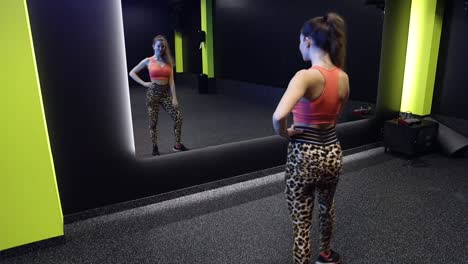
[173,143,189,152]
[152,145,160,156]
[316,250,341,264]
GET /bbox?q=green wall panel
[401,0,444,115]
[201,0,214,77]
[175,31,184,73]
[0,0,63,251]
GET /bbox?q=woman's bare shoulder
[302,68,325,86]
[337,69,350,99]
[338,69,349,81]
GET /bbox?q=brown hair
[300,12,346,69]
[152,35,174,67]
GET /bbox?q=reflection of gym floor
[130,84,375,157]
[4,148,467,263]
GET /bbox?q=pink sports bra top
[292,65,343,125]
[148,56,172,81]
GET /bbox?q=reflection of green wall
[0,0,63,251]
[377,0,445,118]
[201,0,214,77]
[175,31,184,73]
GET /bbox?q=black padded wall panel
[433,0,468,119]
[181,1,202,74]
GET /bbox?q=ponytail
[301,12,346,69]
[326,13,346,69]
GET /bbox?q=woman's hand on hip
[287,125,304,138]
[143,82,155,88]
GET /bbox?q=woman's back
[294,65,349,129]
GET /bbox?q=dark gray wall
[180,1,202,74]
[214,0,383,103]
[122,0,173,82]
[122,0,201,75]
[433,0,468,119]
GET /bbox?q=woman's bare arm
[272,70,311,138]
[129,58,150,86]
[337,71,350,117]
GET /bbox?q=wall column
[375,0,413,120]
[175,31,184,73]
[376,0,445,119]
[400,0,445,115]
[0,0,63,251]
[201,0,214,78]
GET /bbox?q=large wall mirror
[122,0,384,158]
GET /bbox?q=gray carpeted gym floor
[2,147,467,264]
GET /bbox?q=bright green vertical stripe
[376,0,412,118]
[175,31,184,73]
[201,0,214,77]
[0,0,63,251]
[401,0,444,115]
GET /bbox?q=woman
[272,13,349,264]
[129,35,188,156]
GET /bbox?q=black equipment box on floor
[384,119,438,156]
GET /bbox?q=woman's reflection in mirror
[129,35,189,156]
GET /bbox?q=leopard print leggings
[285,134,343,264]
[146,84,182,145]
